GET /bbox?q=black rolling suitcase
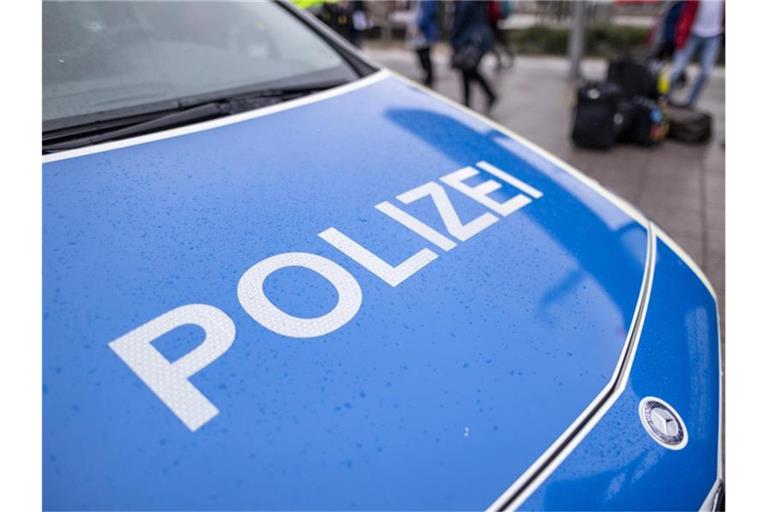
[667,107,712,144]
[571,82,622,149]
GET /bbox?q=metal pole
[568,0,587,81]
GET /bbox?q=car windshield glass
[43,1,357,125]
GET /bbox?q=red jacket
[675,0,725,49]
[487,0,502,24]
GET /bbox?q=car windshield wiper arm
[177,79,349,109]
[43,102,226,153]
[43,81,348,154]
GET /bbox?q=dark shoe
[485,93,498,113]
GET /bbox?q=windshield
[43,1,358,127]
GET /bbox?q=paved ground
[364,44,726,323]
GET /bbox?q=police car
[43,1,722,510]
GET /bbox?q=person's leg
[667,35,701,92]
[461,70,472,107]
[686,35,722,106]
[415,47,427,76]
[471,65,498,110]
[423,46,434,87]
[416,47,433,86]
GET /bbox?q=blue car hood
[43,72,650,510]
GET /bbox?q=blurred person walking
[665,0,724,108]
[647,0,685,62]
[450,0,497,111]
[409,0,440,87]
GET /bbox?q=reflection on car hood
[43,73,650,510]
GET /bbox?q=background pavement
[364,44,726,326]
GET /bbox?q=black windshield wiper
[43,102,227,153]
[43,81,348,154]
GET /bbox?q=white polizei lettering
[108,304,236,432]
[237,252,362,338]
[441,165,533,217]
[375,201,457,251]
[396,181,498,241]
[108,160,545,433]
[318,227,437,287]
[476,160,544,199]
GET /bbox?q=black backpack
[607,58,659,100]
[618,97,668,146]
[571,82,623,150]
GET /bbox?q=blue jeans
[667,34,722,106]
